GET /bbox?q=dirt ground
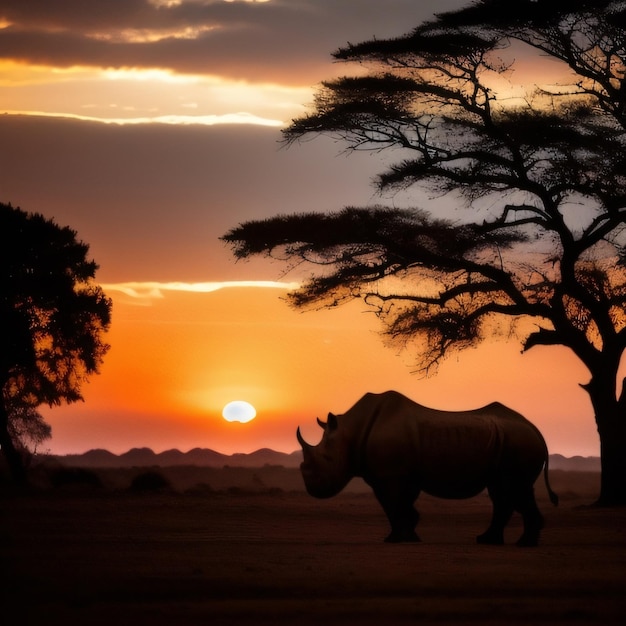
[1,468,624,625]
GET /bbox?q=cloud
[0,114,389,283]
[0,62,310,125]
[101,280,301,303]
[2,109,283,126]
[0,0,464,85]
[0,0,466,125]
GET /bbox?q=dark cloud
[0,114,388,282]
[0,0,465,84]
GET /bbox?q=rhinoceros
[296,390,558,547]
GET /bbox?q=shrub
[50,467,102,489]
[129,470,171,493]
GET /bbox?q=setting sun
[222,400,257,424]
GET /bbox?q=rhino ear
[327,412,338,432]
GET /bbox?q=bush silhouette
[129,470,171,492]
[50,467,102,489]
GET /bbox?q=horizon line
[47,445,599,460]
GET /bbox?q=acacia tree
[222,0,626,505]
[0,202,111,482]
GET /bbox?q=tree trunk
[0,399,26,484]
[583,371,626,506]
[597,419,626,506]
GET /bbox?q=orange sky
[1,1,601,457]
[41,284,598,457]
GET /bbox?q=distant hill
[50,447,304,469]
[47,448,601,471]
[548,454,601,472]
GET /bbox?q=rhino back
[360,394,545,498]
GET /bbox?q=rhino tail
[525,415,559,507]
[543,455,559,507]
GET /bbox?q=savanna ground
[1,465,624,625]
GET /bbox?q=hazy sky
[0,0,599,456]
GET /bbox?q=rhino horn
[296,427,313,451]
[316,417,327,429]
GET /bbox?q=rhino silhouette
[297,390,558,546]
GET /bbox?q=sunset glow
[38,285,598,457]
[0,61,304,126]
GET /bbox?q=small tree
[6,396,52,459]
[223,1,626,505]
[0,202,111,482]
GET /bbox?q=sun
[222,400,257,423]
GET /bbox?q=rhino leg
[513,486,544,547]
[372,483,421,543]
[477,485,514,545]
[478,482,544,547]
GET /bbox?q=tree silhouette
[0,202,111,482]
[6,395,52,459]
[222,1,626,505]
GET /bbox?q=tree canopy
[222,1,626,505]
[0,202,111,481]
